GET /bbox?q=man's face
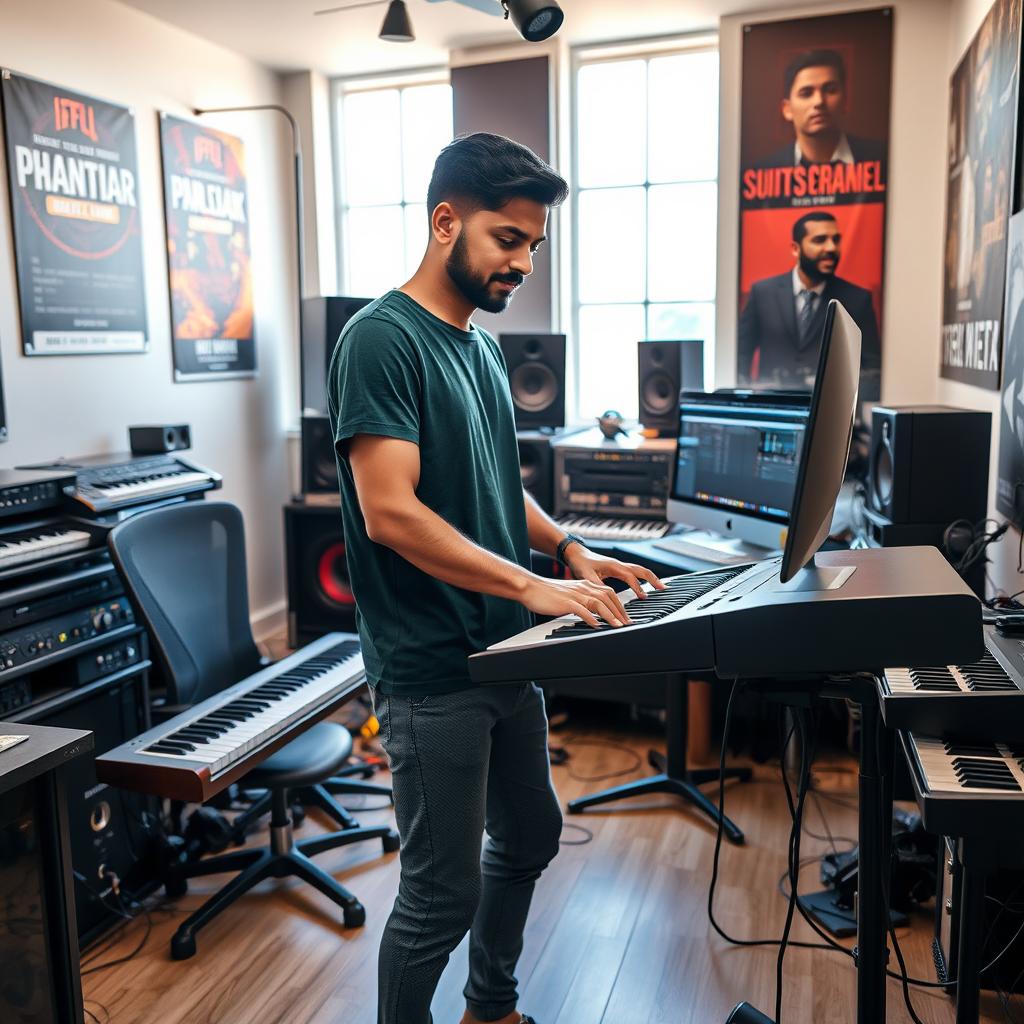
[782,66,846,138]
[792,219,841,283]
[445,197,548,314]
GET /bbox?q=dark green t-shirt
[326,289,532,696]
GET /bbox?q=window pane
[577,303,646,420]
[648,52,719,183]
[402,84,453,204]
[345,205,405,296]
[344,90,402,205]
[404,204,428,279]
[648,302,716,389]
[578,187,645,304]
[577,60,646,188]
[647,182,717,302]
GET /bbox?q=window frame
[569,35,719,424]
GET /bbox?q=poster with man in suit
[737,9,893,401]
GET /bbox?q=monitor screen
[670,390,812,527]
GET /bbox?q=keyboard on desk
[879,625,1024,736]
[0,521,93,572]
[96,633,366,803]
[553,514,672,542]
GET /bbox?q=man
[327,133,663,1024]
[756,49,886,167]
[737,210,881,399]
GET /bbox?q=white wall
[0,0,297,634]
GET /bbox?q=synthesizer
[97,633,367,802]
[0,468,76,520]
[20,452,220,515]
[878,625,1024,736]
[552,513,673,542]
[469,546,982,685]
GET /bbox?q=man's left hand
[563,545,667,618]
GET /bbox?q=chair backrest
[107,501,263,707]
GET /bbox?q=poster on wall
[736,8,892,403]
[159,113,255,381]
[997,211,1024,519]
[941,0,1021,391]
[0,70,148,356]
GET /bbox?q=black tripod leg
[666,778,745,845]
[567,774,673,813]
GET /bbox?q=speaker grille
[641,370,677,416]
[315,540,355,608]
[510,362,559,413]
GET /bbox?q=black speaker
[301,296,373,414]
[638,340,704,435]
[284,502,356,647]
[129,424,191,454]
[301,414,338,495]
[517,430,553,512]
[22,668,159,944]
[867,406,991,524]
[499,333,566,429]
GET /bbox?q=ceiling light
[379,0,415,41]
[502,0,563,42]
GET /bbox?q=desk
[0,722,93,1024]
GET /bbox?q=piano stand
[567,673,752,845]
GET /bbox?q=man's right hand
[519,575,633,628]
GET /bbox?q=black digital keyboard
[469,546,983,685]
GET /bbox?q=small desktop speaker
[638,340,704,435]
[499,333,566,430]
[301,296,372,414]
[516,431,554,513]
[129,424,191,454]
[284,503,356,647]
[301,414,338,495]
[867,406,990,525]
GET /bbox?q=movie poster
[941,0,1021,391]
[737,9,892,403]
[160,113,255,381]
[0,70,148,355]
[997,211,1024,518]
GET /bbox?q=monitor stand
[655,529,778,566]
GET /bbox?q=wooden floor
[82,708,1015,1024]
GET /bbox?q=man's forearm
[370,499,533,601]
[524,488,571,558]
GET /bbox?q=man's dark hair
[426,132,568,215]
[792,210,838,243]
[783,48,847,97]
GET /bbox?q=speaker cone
[642,370,677,416]
[313,453,337,491]
[872,441,894,511]
[510,363,558,413]
[519,444,541,488]
[316,541,355,607]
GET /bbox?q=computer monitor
[780,298,862,583]
[664,389,812,559]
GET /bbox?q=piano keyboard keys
[553,514,671,543]
[0,527,92,570]
[907,735,1024,794]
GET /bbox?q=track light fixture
[379,0,415,41]
[501,0,564,42]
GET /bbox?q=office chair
[107,501,399,960]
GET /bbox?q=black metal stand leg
[184,846,265,879]
[230,789,273,841]
[955,839,985,1024]
[322,777,394,802]
[297,822,399,859]
[329,761,376,780]
[567,674,748,844]
[299,784,359,830]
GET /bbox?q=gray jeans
[370,681,562,1024]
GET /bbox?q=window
[334,74,453,297]
[573,45,719,421]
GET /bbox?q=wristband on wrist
[556,533,585,567]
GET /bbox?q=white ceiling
[113,0,798,78]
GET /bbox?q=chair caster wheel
[171,932,197,960]
[344,902,366,928]
[382,831,400,854]
[164,875,187,899]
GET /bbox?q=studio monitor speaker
[301,296,372,414]
[499,333,566,430]
[284,503,356,648]
[637,340,704,435]
[516,431,553,513]
[867,406,990,525]
[129,424,191,454]
[301,414,338,495]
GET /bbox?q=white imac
[656,389,812,564]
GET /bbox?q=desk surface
[0,722,92,795]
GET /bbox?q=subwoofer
[517,430,553,512]
[867,406,990,524]
[284,502,356,647]
[301,296,373,414]
[301,414,338,495]
[499,333,565,429]
[638,339,704,435]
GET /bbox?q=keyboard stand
[567,672,752,844]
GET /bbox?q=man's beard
[446,232,523,314]
[799,248,839,285]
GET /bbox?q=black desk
[0,722,93,1024]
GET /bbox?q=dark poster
[737,9,892,403]
[941,0,1021,390]
[160,113,255,381]
[998,211,1024,518]
[0,70,147,355]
